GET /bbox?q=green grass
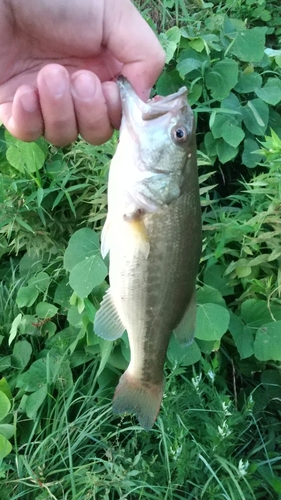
[2,361,280,500]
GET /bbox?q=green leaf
[36,302,58,319]
[17,357,60,392]
[19,252,42,277]
[67,305,83,327]
[0,434,12,460]
[229,27,267,63]
[189,38,205,52]
[0,358,11,373]
[203,266,234,297]
[0,424,14,440]
[196,339,220,355]
[54,278,72,308]
[166,26,181,44]
[55,360,73,391]
[15,217,34,233]
[205,59,239,100]
[84,298,96,323]
[235,71,262,93]
[159,29,179,64]
[12,340,32,370]
[167,337,201,366]
[211,114,245,147]
[221,92,242,116]
[254,321,281,361]
[9,313,22,344]
[261,370,281,400]
[211,114,235,139]
[48,327,83,354]
[241,299,281,327]
[236,262,251,278]
[242,138,263,168]
[197,286,226,307]
[64,228,100,272]
[25,385,48,420]
[6,141,46,174]
[242,99,269,136]
[96,339,114,378]
[16,286,38,308]
[37,186,44,206]
[216,139,239,164]
[108,346,128,371]
[204,131,217,158]
[255,78,281,106]
[229,314,254,359]
[28,271,50,292]
[41,321,57,337]
[177,48,207,78]
[0,392,11,421]
[156,70,186,97]
[195,303,230,341]
[260,9,271,22]
[188,83,203,105]
[0,379,12,401]
[221,123,245,148]
[69,255,108,299]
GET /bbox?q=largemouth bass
[94,76,201,430]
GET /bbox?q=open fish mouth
[117,75,188,121]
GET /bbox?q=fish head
[116,76,196,214]
[117,75,195,178]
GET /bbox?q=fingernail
[71,73,96,100]
[20,90,38,113]
[44,69,67,98]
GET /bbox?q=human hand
[0,0,165,146]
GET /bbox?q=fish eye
[171,125,188,143]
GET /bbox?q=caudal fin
[112,371,164,430]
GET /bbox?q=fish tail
[112,371,164,430]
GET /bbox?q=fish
[94,76,202,430]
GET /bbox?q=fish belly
[110,188,201,429]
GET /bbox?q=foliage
[0,0,281,498]
[148,0,281,169]
[2,362,280,500]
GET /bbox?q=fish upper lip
[117,75,188,121]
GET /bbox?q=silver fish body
[94,76,202,430]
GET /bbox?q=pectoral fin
[100,216,111,259]
[126,217,150,258]
[94,288,125,340]
[173,289,196,346]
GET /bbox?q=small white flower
[218,421,231,438]
[222,400,232,416]
[238,459,249,477]
[191,373,202,390]
[207,370,215,382]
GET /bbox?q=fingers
[0,86,43,142]
[102,81,121,130]
[104,0,165,100]
[70,70,115,144]
[0,65,119,146]
[37,65,77,146]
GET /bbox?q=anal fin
[173,289,197,346]
[94,288,125,341]
[100,216,111,259]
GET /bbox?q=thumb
[104,0,165,100]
